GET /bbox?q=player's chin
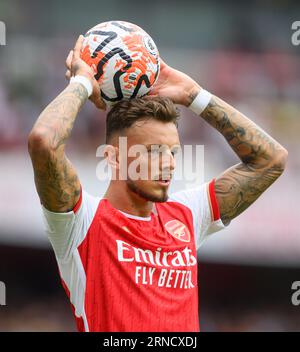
[146,189,169,203]
[147,180,170,202]
[127,179,170,202]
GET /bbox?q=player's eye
[148,145,161,154]
[148,148,158,155]
[171,147,181,156]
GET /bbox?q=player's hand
[65,35,106,110]
[149,59,201,107]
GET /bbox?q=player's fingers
[158,57,167,69]
[95,98,107,111]
[147,91,158,97]
[148,85,160,96]
[73,35,84,58]
[91,95,106,110]
[65,50,73,69]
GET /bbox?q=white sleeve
[169,179,227,250]
[41,189,100,330]
[41,189,100,262]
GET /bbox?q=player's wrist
[182,84,201,107]
[182,82,201,107]
[188,88,213,115]
[69,74,93,98]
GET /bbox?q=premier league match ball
[81,20,160,107]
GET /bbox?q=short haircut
[105,96,179,143]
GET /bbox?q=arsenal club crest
[164,220,191,242]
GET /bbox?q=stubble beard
[126,179,169,203]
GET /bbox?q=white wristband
[189,89,212,115]
[70,75,93,97]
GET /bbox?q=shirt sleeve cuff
[41,186,83,216]
[72,187,82,214]
[208,178,221,221]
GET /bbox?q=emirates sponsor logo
[165,220,191,243]
[116,240,197,289]
[116,240,196,267]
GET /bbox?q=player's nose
[161,150,176,173]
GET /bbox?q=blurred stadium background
[0,0,300,331]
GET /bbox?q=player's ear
[103,144,120,181]
[104,145,119,169]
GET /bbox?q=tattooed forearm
[28,82,88,212]
[214,162,285,225]
[32,83,88,151]
[201,96,286,167]
[200,95,288,224]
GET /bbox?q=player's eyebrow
[145,144,170,152]
[170,145,181,154]
[145,144,162,149]
[145,144,182,154]
[145,144,179,148]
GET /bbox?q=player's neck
[104,182,153,218]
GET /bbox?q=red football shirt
[42,179,225,332]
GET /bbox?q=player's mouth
[156,179,171,187]
[153,175,172,187]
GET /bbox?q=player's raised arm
[150,59,288,225]
[28,35,105,212]
[198,95,288,225]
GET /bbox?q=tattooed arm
[149,59,288,225]
[28,35,105,212]
[199,95,288,225]
[28,83,87,212]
